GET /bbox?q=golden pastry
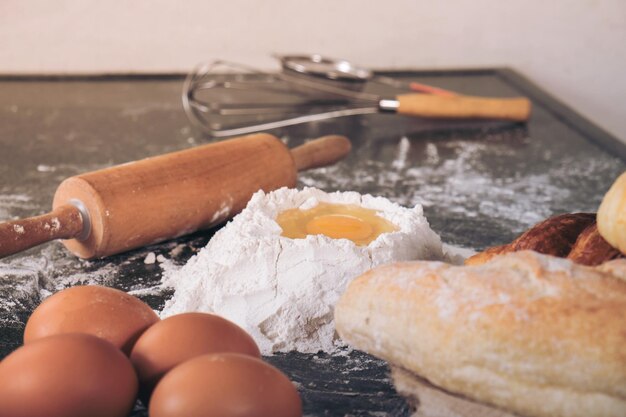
[598,171,626,255]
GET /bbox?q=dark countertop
[0,69,624,416]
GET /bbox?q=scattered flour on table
[0,194,35,221]
[161,187,444,355]
[442,244,476,265]
[297,136,595,235]
[0,239,180,322]
[144,252,157,264]
[0,244,119,324]
[36,164,57,173]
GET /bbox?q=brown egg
[24,285,159,354]
[0,333,138,417]
[130,312,260,401]
[150,353,302,417]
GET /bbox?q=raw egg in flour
[161,187,444,355]
[277,202,398,246]
[24,285,160,354]
[0,334,137,417]
[149,353,302,417]
[130,312,260,401]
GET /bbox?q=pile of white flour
[161,187,443,354]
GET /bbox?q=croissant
[465,213,623,266]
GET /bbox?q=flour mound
[161,187,443,354]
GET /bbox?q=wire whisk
[183,58,531,137]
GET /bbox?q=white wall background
[1,0,625,143]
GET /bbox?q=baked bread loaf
[597,258,626,279]
[390,366,517,417]
[568,223,624,265]
[598,171,626,255]
[465,213,623,266]
[335,251,626,417]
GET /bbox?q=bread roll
[596,258,626,280]
[463,244,509,266]
[335,251,626,417]
[567,223,624,265]
[465,213,595,266]
[390,366,517,417]
[598,171,626,255]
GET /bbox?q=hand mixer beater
[182,56,531,137]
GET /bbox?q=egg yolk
[276,203,398,246]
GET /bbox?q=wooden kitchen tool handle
[1,133,352,260]
[290,135,352,171]
[396,94,531,121]
[0,204,84,258]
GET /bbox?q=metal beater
[182,56,531,137]
[275,54,457,96]
[182,60,382,137]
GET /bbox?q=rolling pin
[0,133,351,259]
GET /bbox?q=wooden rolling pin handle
[290,135,352,171]
[0,134,351,260]
[0,204,84,258]
[396,94,532,121]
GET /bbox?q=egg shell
[130,312,260,400]
[0,333,138,417]
[150,353,302,417]
[24,285,159,354]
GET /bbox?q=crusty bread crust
[598,171,626,255]
[568,223,623,265]
[391,366,518,417]
[335,251,626,417]
[596,259,626,280]
[464,244,509,266]
[464,213,596,266]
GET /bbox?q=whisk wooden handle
[396,94,531,121]
[291,135,351,171]
[0,205,84,258]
